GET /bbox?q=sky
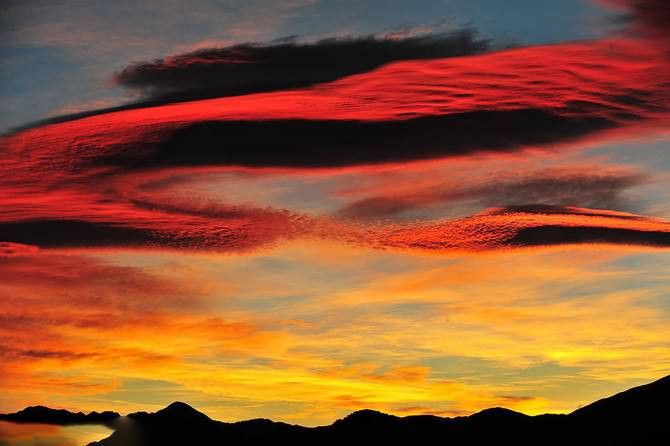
[1,0,670,427]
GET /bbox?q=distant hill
[1,374,668,445]
[0,406,119,425]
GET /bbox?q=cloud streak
[113,30,491,104]
[2,198,669,253]
[337,168,649,220]
[8,38,668,166]
[355,206,670,252]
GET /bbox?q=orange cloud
[1,241,669,424]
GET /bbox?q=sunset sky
[1,0,670,426]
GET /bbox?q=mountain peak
[155,401,211,421]
[335,409,398,426]
[163,401,196,411]
[471,407,529,419]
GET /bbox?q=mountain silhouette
[135,401,212,422]
[571,374,669,422]
[1,374,668,445]
[0,405,119,425]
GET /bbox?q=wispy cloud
[336,167,649,220]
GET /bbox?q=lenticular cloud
[2,0,670,253]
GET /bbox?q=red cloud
[2,3,670,253]
[356,206,670,252]
[0,242,39,257]
[4,38,669,173]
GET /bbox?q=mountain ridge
[1,374,668,445]
[0,405,120,425]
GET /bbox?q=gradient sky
[1,0,670,427]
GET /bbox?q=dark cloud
[0,220,158,248]
[7,30,490,133]
[610,0,670,40]
[509,225,670,247]
[493,205,670,248]
[114,30,490,104]
[338,170,648,220]
[0,203,312,251]
[465,171,647,210]
[635,0,670,39]
[0,348,96,361]
[93,110,615,170]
